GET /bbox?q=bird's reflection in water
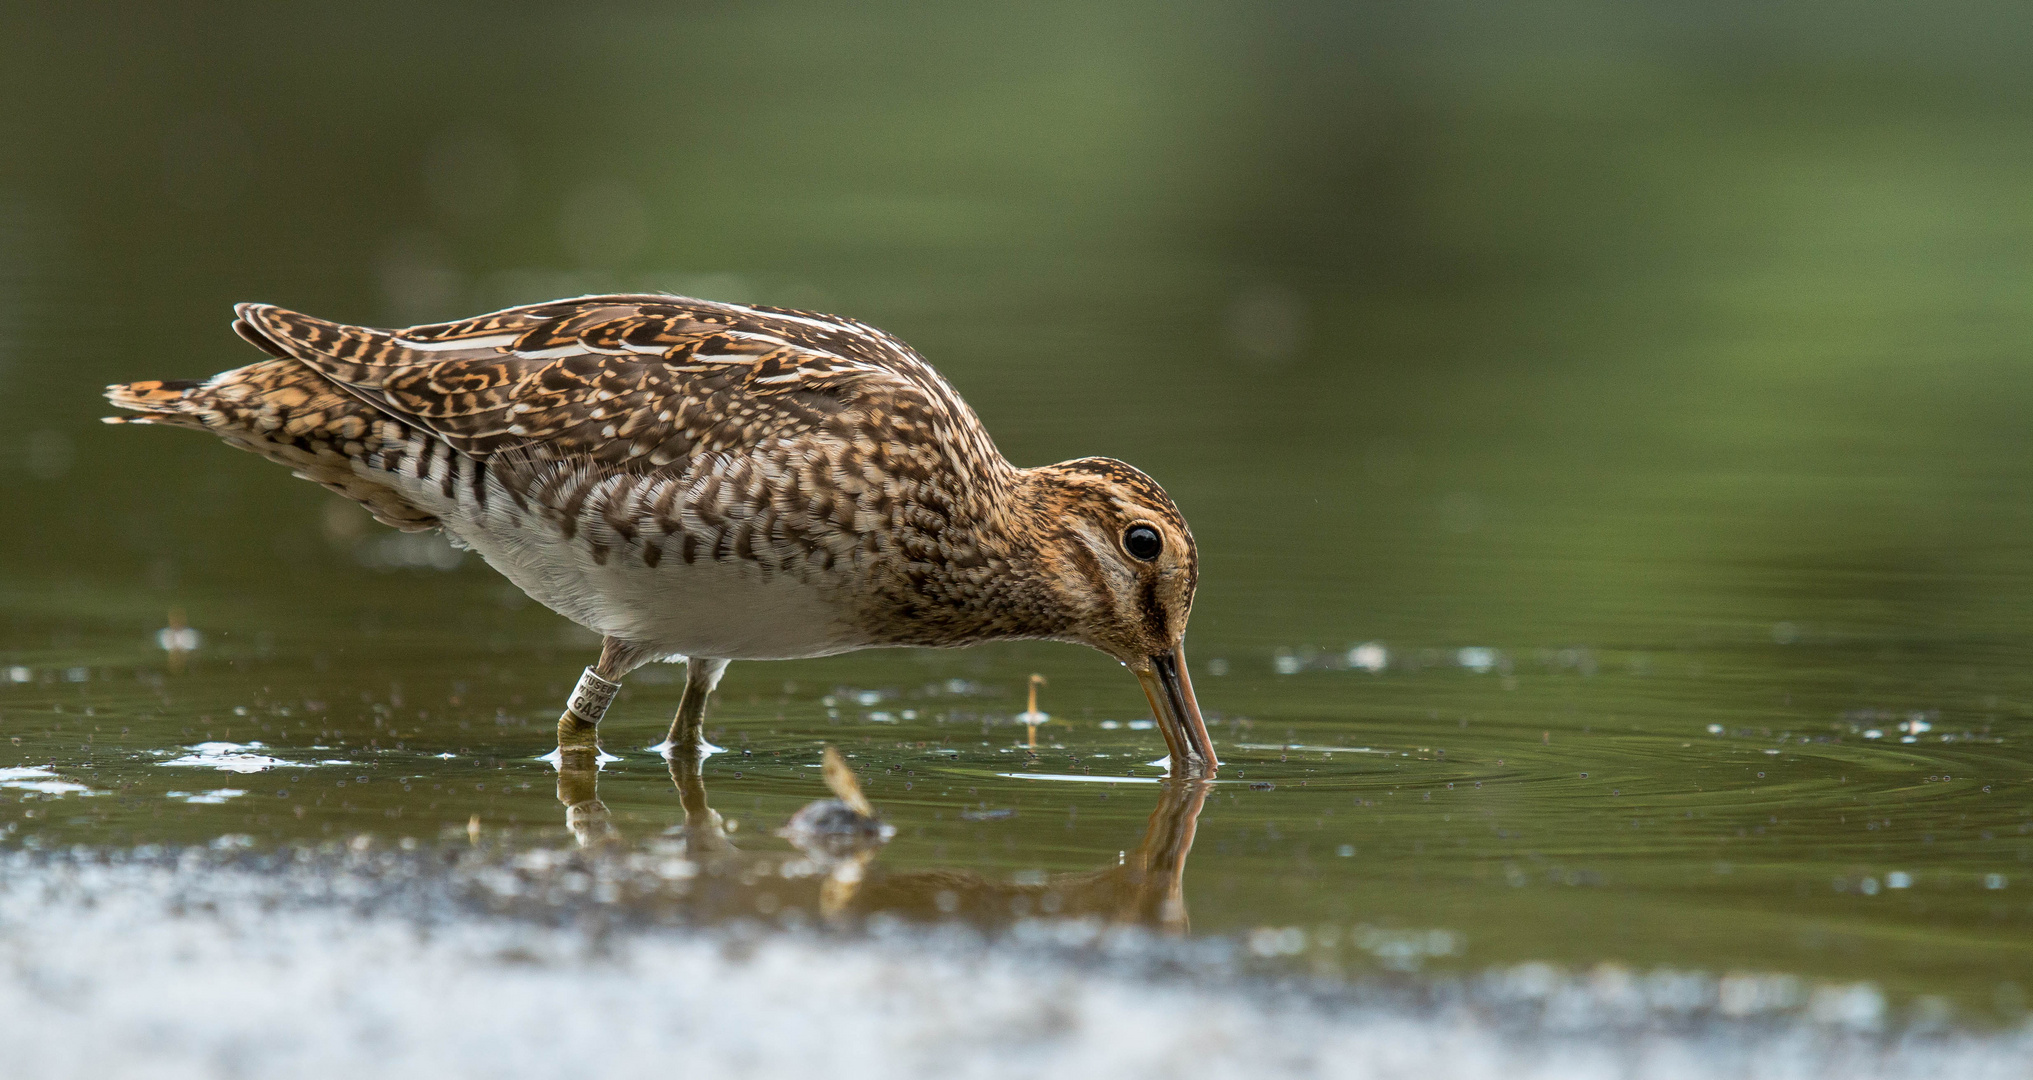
[551,730,1209,934]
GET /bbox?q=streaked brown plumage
[106,294,1218,772]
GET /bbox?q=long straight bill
[1136,645,1219,775]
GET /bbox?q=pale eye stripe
[394,333,520,351]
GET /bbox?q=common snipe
[105,295,1218,773]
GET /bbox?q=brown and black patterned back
[234,294,1002,483]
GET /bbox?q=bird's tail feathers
[102,379,210,428]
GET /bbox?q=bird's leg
[554,636,658,847]
[556,637,656,749]
[557,753,619,848]
[661,657,730,758]
[655,658,734,856]
[664,739,735,857]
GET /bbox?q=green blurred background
[2,0,2031,1021]
[6,1,2033,655]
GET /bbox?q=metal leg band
[565,667,622,726]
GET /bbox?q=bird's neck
[860,464,1090,649]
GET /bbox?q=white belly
[475,527,867,659]
[374,453,871,660]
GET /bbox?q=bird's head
[1019,457,1217,773]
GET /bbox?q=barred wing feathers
[232,295,970,475]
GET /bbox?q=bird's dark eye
[1123,524,1163,562]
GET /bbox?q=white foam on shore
[0,858,2025,1079]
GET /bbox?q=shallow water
[4,1,2033,1066]
[3,628,2028,1025]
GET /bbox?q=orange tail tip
[103,379,202,423]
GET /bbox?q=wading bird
[105,295,1218,773]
